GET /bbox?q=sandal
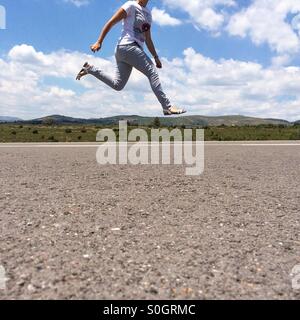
[76,62,91,81]
[163,106,187,116]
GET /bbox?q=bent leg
[123,45,171,109]
[88,59,132,92]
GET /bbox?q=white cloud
[152,7,182,26]
[161,0,236,32]
[292,13,300,34]
[9,44,50,65]
[64,0,90,8]
[158,0,300,64]
[1,44,300,121]
[271,55,292,68]
[227,0,300,58]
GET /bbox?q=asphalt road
[0,142,300,299]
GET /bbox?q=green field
[0,124,299,142]
[204,125,300,141]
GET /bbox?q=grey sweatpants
[88,42,171,110]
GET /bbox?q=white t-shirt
[118,1,152,48]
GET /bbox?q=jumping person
[76,0,186,116]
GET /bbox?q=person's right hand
[90,41,102,53]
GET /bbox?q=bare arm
[91,8,127,53]
[145,30,162,68]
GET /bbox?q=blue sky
[0,0,280,64]
[1,0,300,120]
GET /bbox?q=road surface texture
[0,142,300,299]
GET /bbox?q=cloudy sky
[1,0,300,120]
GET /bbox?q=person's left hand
[155,57,162,69]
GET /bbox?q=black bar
[0,300,298,319]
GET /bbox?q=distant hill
[19,114,293,127]
[1,114,296,126]
[28,115,90,124]
[0,116,23,123]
